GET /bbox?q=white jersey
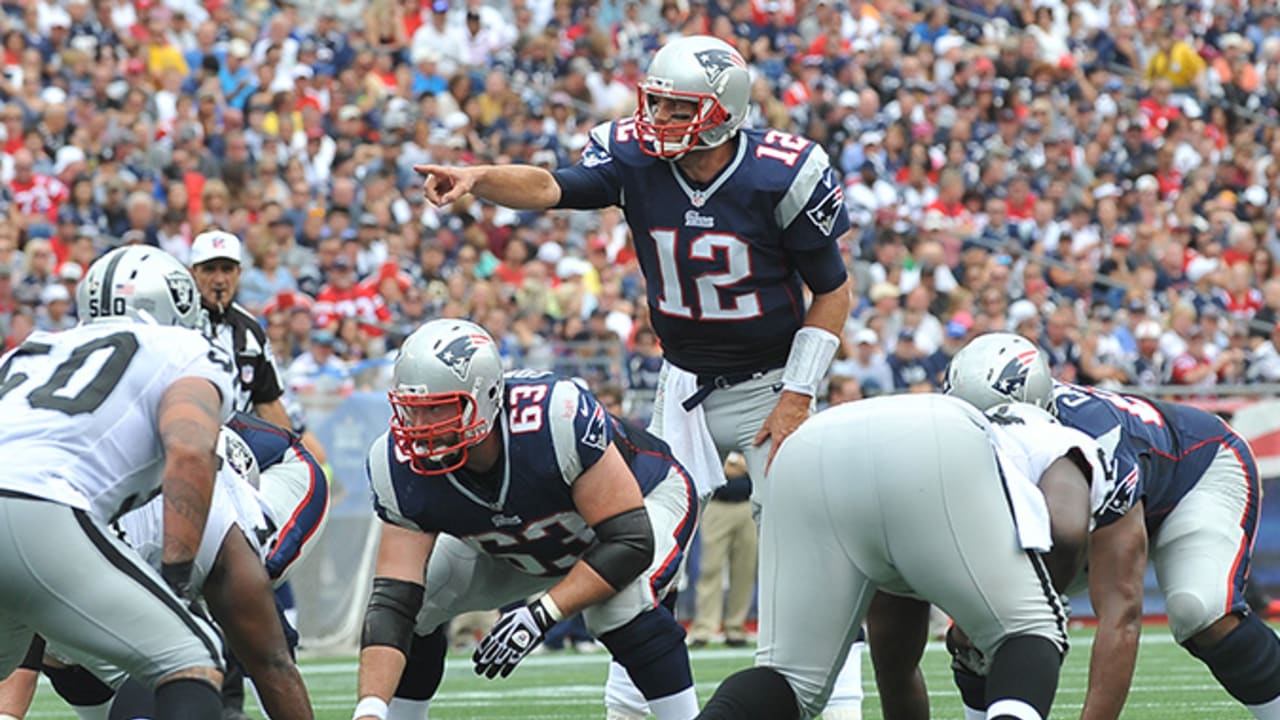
[990,420,1113,552]
[0,321,234,521]
[116,429,270,592]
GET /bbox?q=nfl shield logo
[240,364,255,386]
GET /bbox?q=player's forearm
[158,379,222,563]
[545,561,620,618]
[803,276,852,338]
[471,165,561,210]
[1081,616,1141,720]
[356,646,409,704]
[249,660,314,720]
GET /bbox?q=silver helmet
[389,319,505,475]
[634,35,751,158]
[78,246,202,329]
[943,332,1054,411]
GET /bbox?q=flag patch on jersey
[805,184,844,236]
[436,333,491,381]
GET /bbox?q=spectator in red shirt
[8,148,67,226]
[1170,327,1239,387]
[1003,174,1038,222]
[313,256,392,337]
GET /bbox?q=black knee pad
[395,627,448,701]
[18,635,44,671]
[953,665,987,711]
[597,606,691,699]
[107,679,154,720]
[45,663,115,707]
[1186,612,1280,705]
[986,634,1063,719]
[697,667,800,720]
[155,677,221,720]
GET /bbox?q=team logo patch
[805,184,844,236]
[222,433,256,483]
[992,349,1039,397]
[581,142,612,168]
[240,364,255,386]
[1103,466,1139,515]
[693,48,745,88]
[164,270,196,316]
[436,333,491,381]
[581,403,608,451]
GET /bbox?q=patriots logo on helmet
[436,333,490,381]
[164,270,196,316]
[693,48,745,88]
[992,349,1039,397]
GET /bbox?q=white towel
[654,362,727,499]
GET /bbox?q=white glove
[473,596,560,679]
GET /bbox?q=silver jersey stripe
[774,145,831,230]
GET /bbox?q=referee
[188,230,292,428]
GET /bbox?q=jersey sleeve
[1088,422,1145,528]
[551,121,624,210]
[365,433,423,532]
[250,337,285,405]
[546,380,612,486]
[166,328,236,422]
[775,145,852,250]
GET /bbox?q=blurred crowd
[4,0,1280,415]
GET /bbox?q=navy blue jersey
[226,411,328,580]
[1051,384,1242,531]
[368,371,686,577]
[555,120,850,375]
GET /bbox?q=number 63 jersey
[558,121,851,376]
[369,372,688,577]
[0,322,234,522]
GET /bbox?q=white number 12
[651,230,761,321]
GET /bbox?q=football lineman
[697,395,1108,720]
[415,34,860,719]
[945,333,1280,720]
[21,423,320,720]
[353,320,699,720]
[0,246,233,718]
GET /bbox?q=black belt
[681,369,774,411]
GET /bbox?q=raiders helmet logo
[992,349,1039,396]
[165,270,196,316]
[805,184,844,236]
[693,48,745,88]
[436,333,491,381]
[222,432,256,483]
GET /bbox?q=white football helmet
[389,319,505,475]
[944,332,1054,411]
[77,246,203,329]
[634,35,751,158]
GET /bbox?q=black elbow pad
[361,577,424,655]
[582,507,654,591]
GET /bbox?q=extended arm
[204,528,314,720]
[158,377,224,593]
[355,522,434,718]
[1080,500,1148,720]
[414,163,562,210]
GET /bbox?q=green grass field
[22,625,1263,718]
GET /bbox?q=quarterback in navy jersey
[946,333,1280,720]
[354,320,700,720]
[415,34,860,720]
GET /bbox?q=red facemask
[388,389,486,475]
[633,85,728,158]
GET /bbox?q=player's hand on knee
[753,391,812,471]
[473,597,559,679]
[414,164,473,206]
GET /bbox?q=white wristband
[781,326,841,397]
[537,593,565,623]
[354,696,389,720]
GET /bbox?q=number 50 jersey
[0,322,234,522]
[557,121,851,376]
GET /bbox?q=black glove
[161,560,196,602]
[473,596,560,679]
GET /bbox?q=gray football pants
[756,396,1068,719]
[0,496,224,687]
